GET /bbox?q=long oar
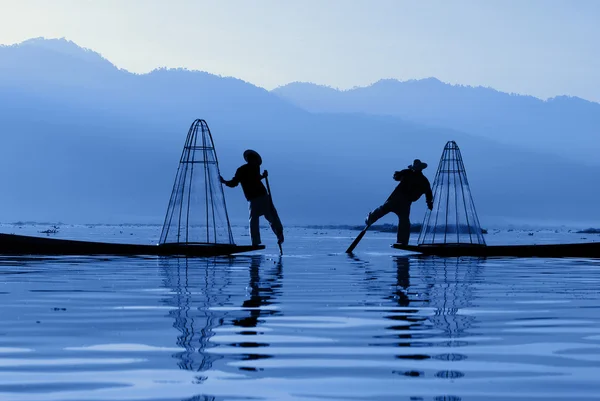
[346,223,371,253]
[265,174,283,255]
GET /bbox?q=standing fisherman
[220,150,284,248]
[365,159,433,245]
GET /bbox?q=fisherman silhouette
[220,150,284,247]
[366,159,434,245]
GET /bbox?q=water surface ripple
[1,229,600,400]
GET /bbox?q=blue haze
[1,38,599,227]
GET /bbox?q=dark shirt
[224,163,267,201]
[387,169,433,205]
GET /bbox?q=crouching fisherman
[220,150,284,247]
[365,159,434,245]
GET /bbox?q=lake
[1,224,600,400]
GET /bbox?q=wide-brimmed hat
[243,149,262,165]
[408,159,428,171]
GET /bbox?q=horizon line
[3,36,599,105]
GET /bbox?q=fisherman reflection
[231,255,283,371]
[377,256,433,380]
[385,257,426,341]
[389,256,410,307]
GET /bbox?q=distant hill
[1,38,600,228]
[273,79,600,163]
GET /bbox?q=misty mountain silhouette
[273,79,600,163]
[0,38,599,227]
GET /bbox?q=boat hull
[392,242,600,258]
[0,234,264,257]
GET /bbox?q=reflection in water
[351,253,386,296]
[160,257,233,373]
[231,256,283,371]
[6,231,600,401]
[158,253,483,400]
[383,258,431,371]
[232,256,282,329]
[160,255,283,377]
[387,256,484,394]
[416,257,484,340]
[384,256,484,338]
[390,257,410,307]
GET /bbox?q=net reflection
[386,256,484,387]
[414,256,484,340]
[159,256,235,373]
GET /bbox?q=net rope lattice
[418,141,486,246]
[160,119,234,245]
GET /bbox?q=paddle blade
[346,225,370,253]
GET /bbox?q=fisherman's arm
[219,177,238,187]
[219,170,241,187]
[425,180,434,210]
[393,169,408,181]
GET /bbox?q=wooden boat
[0,233,264,257]
[393,242,600,258]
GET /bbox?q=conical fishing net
[418,141,485,246]
[160,119,234,245]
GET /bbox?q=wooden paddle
[346,223,372,253]
[264,172,283,255]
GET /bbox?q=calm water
[2,225,600,400]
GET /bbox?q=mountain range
[273,79,600,164]
[0,37,599,228]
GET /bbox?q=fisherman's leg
[395,202,412,245]
[264,204,284,244]
[366,203,392,225]
[248,200,262,246]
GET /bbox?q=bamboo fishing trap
[417,140,486,247]
[159,119,235,246]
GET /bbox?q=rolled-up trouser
[249,194,284,246]
[367,199,412,244]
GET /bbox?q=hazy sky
[1,0,599,101]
